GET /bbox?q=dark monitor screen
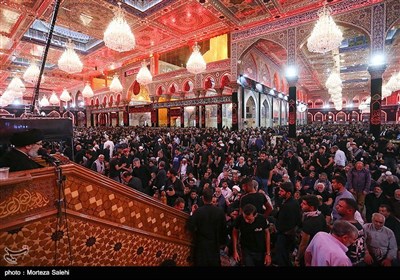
[0,117,73,144]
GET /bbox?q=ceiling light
[109,74,123,93]
[82,82,94,98]
[58,39,83,74]
[186,42,206,74]
[60,88,72,102]
[307,4,343,53]
[136,60,152,85]
[104,2,135,52]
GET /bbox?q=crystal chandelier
[58,39,83,74]
[104,2,135,52]
[7,76,26,98]
[307,4,343,54]
[23,62,45,84]
[39,95,50,107]
[60,88,72,102]
[82,82,94,98]
[136,60,152,85]
[49,91,59,105]
[0,35,13,50]
[186,42,206,74]
[110,74,123,93]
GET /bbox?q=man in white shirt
[331,145,346,168]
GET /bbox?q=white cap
[379,165,388,170]
[158,138,162,142]
[232,185,240,192]
[139,146,144,150]
[385,171,392,176]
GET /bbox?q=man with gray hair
[363,213,398,266]
[305,220,358,266]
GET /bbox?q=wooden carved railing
[0,163,193,266]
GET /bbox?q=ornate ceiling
[0,0,399,104]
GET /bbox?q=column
[201,105,206,128]
[367,3,386,139]
[195,106,200,128]
[166,107,171,128]
[90,113,94,127]
[123,106,129,126]
[151,107,158,127]
[217,103,222,130]
[180,106,185,128]
[368,65,386,139]
[231,91,239,131]
[286,27,298,138]
[287,76,298,139]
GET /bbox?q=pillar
[151,107,158,127]
[287,77,298,139]
[201,105,206,128]
[232,91,239,131]
[166,107,171,128]
[217,103,222,130]
[195,106,200,128]
[180,106,185,128]
[368,64,386,139]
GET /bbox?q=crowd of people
[1,122,399,266]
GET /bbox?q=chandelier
[7,76,26,99]
[104,2,135,52]
[23,62,45,84]
[49,91,60,105]
[136,60,152,85]
[39,95,50,107]
[186,42,206,74]
[307,4,343,54]
[110,74,123,93]
[58,39,83,74]
[82,82,94,98]
[60,88,72,102]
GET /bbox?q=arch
[245,94,257,128]
[307,100,314,108]
[314,99,324,108]
[220,73,231,88]
[314,112,324,122]
[90,99,94,106]
[336,111,347,122]
[237,38,287,66]
[169,83,179,95]
[48,111,61,118]
[95,98,99,107]
[350,111,359,122]
[116,94,121,105]
[327,112,335,121]
[102,96,107,106]
[182,80,194,93]
[75,90,83,107]
[63,111,75,125]
[0,108,12,116]
[307,112,313,123]
[261,96,272,128]
[157,85,166,96]
[109,95,114,107]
